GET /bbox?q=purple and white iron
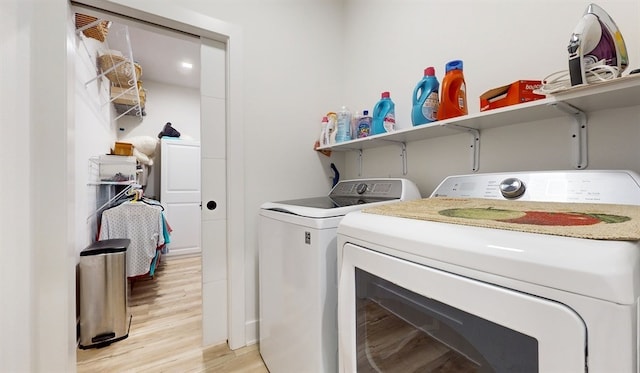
[567,3,628,86]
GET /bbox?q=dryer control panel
[431,170,640,205]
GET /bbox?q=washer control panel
[431,170,640,205]
[330,179,404,199]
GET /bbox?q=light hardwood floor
[357,299,479,372]
[77,255,268,372]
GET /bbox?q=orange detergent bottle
[437,60,468,120]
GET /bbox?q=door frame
[70,0,246,350]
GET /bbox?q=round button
[356,183,368,194]
[499,178,526,199]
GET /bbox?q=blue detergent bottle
[411,67,440,126]
[372,92,395,135]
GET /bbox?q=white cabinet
[319,74,640,171]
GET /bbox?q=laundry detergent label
[422,91,439,121]
[383,113,395,132]
[458,83,467,110]
[357,118,371,138]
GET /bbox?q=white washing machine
[337,170,640,372]
[259,178,421,373]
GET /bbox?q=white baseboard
[164,247,201,257]
[245,319,258,345]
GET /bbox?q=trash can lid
[81,238,130,256]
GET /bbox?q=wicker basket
[75,13,110,42]
[111,85,146,107]
[98,54,142,87]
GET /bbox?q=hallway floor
[77,255,268,372]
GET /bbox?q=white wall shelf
[318,74,640,171]
[75,16,145,120]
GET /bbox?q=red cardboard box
[480,80,545,111]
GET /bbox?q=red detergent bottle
[437,60,468,120]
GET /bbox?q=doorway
[70,0,245,354]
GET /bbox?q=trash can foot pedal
[92,332,116,343]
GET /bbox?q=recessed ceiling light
[181,62,193,69]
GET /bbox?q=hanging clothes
[99,201,164,278]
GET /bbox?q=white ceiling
[105,20,201,90]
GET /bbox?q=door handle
[206,201,217,210]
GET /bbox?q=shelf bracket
[377,139,409,175]
[358,149,363,177]
[550,102,588,169]
[400,142,408,175]
[450,124,480,172]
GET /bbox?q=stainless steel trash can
[79,238,131,349]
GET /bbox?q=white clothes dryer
[337,170,640,372]
[259,178,420,373]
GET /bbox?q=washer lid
[261,197,401,218]
[261,178,421,218]
[269,195,395,209]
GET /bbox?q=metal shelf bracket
[358,149,363,177]
[400,142,408,175]
[376,139,409,175]
[450,124,480,172]
[550,102,588,169]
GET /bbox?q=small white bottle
[326,113,337,145]
[350,111,361,141]
[319,116,329,146]
[336,106,352,143]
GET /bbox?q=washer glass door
[338,243,587,372]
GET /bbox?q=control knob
[499,178,525,199]
[356,183,368,194]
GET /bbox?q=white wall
[1,1,34,371]
[2,0,77,371]
[342,0,640,195]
